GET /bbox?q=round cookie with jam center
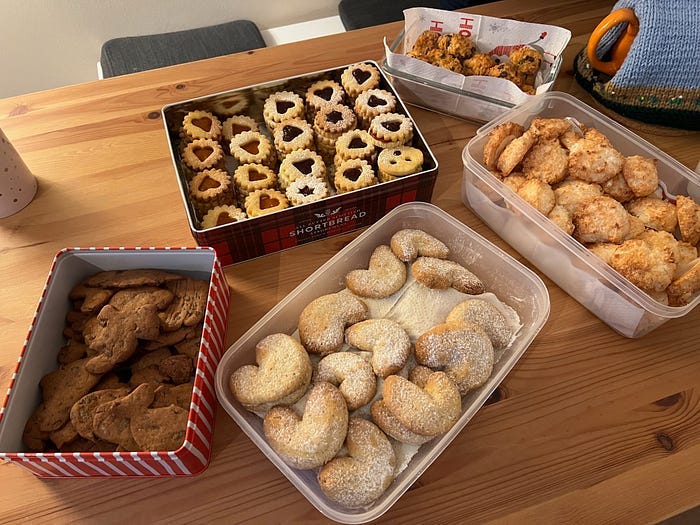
[233,163,278,201]
[354,88,397,129]
[273,118,315,161]
[188,168,234,218]
[201,205,247,229]
[305,79,345,121]
[340,62,381,102]
[222,115,259,143]
[230,130,277,169]
[286,174,330,206]
[245,188,289,217]
[182,138,225,176]
[334,158,377,194]
[334,129,376,168]
[262,91,305,133]
[181,110,222,142]
[368,113,413,149]
[278,148,327,190]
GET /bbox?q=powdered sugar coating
[446,299,515,351]
[412,256,485,295]
[345,318,411,377]
[298,292,369,355]
[345,245,407,299]
[390,229,449,262]
[318,418,396,508]
[415,322,495,395]
[315,352,376,411]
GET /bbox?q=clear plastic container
[215,202,549,523]
[462,91,700,338]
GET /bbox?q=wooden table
[1,1,699,523]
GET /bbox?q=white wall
[0,0,339,99]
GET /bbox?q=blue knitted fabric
[576,0,700,129]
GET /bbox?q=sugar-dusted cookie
[390,229,449,262]
[314,352,376,411]
[285,174,329,206]
[272,118,315,161]
[229,130,277,168]
[345,245,406,299]
[344,318,411,377]
[340,62,381,101]
[377,145,424,182]
[278,148,326,190]
[368,112,413,149]
[201,204,247,229]
[262,90,305,133]
[411,256,485,295]
[334,158,377,194]
[354,88,397,129]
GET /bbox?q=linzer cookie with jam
[272,118,315,161]
[334,129,376,168]
[263,91,306,133]
[188,168,235,218]
[181,138,225,177]
[278,149,327,190]
[201,205,247,229]
[285,174,330,206]
[313,104,357,162]
[245,189,289,217]
[181,110,222,142]
[340,62,381,102]
[229,130,277,169]
[354,88,397,128]
[222,115,259,143]
[334,158,377,194]
[368,113,413,149]
[233,163,278,202]
[305,79,345,121]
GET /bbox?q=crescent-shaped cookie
[344,318,411,377]
[415,322,494,395]
[298,291,369,355]
[411,256,485,295]
[314,352,376,411]
[318,418,396,508]
[382,371,461,436]
[389,229,449,262]
[345,245,407,299]
[446,299,515,351]
[229,333,312,413]
[263,382,349,470]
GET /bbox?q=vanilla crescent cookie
[446,299,515,351]
[377,145,424,182]
[370,399,435,445]
[318,418,396,509]
[298,291,369,355]
[382,371,461,436]
[314,352,376,411]
[345,244,407,299]
[263,381,349,470]
[344,318,411,378]
[390,229,449,262]
[415,322,495,395]
[229,333,312,413]
[411,256,485,295]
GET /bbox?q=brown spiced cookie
[354,88,397,129]
[262,91,306,133]
[334,158,377,194]
[278,148,326,190]
[130,404,189,451]
[340,62,381,102]
[188,168,235,218]
[229,130,277,168]
[272,118,315,161]
[244,188,289,217]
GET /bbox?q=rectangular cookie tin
[214,202,550,523]
[0,247,230,477]
[161,61,438,266]
[462,91,700,337]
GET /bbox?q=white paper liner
[385,7,572,105]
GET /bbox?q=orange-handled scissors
[587,7,639,76]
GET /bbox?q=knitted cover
[574,0,700,130]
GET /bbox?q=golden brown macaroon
[625,196,678,232]
[553,179,604,216]
[517,178,556,216]
[482,122,524,172]
[568,131,624,184]
[676,195,700,246]
[573,195,631,244]
[610,231,679,293]
[622,155,659,197]
[522,138,569,184]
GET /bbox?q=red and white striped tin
[0,246,230,477]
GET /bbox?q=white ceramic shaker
[0,127,37,218]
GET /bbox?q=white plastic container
[215,202,549,523]
[462,91,700,338]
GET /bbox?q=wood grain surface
[1,1,699,523]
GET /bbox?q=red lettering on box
[429,20,444,32]
[459,17,474,37]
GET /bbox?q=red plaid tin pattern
[0,247,230,477]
